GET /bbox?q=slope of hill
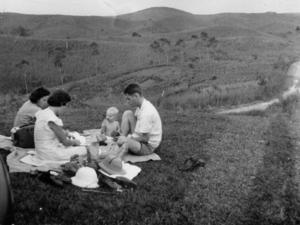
[195,12,300,33]
[1,8,299,40]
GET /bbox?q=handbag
[13,124,35,148]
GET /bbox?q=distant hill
[0,7,299,40]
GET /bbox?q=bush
[10,26,29,37]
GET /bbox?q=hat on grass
[71,167,99,188]
[98,155,126,175]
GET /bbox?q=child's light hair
[107,107,119,115]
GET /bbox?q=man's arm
[132,132,150,143]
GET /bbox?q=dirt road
[217,62,300,114]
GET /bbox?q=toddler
[97,107,120,142]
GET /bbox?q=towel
[124,153,161,163]
[99,163,141,180]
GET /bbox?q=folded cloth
[99,162,141,180]
[0,135,13,151]
[124,153,161,163]
[7,147,64,173]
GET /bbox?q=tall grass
[159,68,287,110]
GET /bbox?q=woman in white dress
[34,90,87,161]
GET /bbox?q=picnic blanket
[3,129,161,173]
[7,147,64,173]
[0,135,13,151]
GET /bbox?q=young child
[97,107,120,143]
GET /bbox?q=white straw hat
[71,167,99,188]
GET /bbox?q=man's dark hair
[29,87,50,104]
[47,89,71,107]
[123,83,142,96]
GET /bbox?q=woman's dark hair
[47,89,71,107]
[29,87,50,104]
[123,83,143,96]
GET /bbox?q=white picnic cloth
[20,152,68,167]
[124,153,161,163]
[0,135,13,151]
[7,147,64,173]
[99,162,141,180]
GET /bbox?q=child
[97,107,120,143]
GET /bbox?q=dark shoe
[50,175,64,186]
[38,171,64,187]
[99,174,122,189]
[178,157,195,171]
[56,173,72,184]
[114,176,137,189]
[192,158,206,169]
[179,157,205,172]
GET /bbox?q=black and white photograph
[0,0,300,224]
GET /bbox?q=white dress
[34,108,87,161]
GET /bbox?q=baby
[97,107,120,142]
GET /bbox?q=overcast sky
[0,0,299,16]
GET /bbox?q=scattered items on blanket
[38,170,71,187]
[178,156,206,172]
[99,173,138,190]
[61,161,83,176]
[99,173,122,189]
[98,155,126,175]
[61,154,86,175]
[71,167,99,188]
[68,131,86,145]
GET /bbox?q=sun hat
[71,167,99,188]
[98,155,126,175]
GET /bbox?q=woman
[34,89,87,161]
[13,87,50,128]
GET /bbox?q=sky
[0,0,299,16]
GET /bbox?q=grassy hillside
[0,7,299,109]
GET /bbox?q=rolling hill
[0,7,299,39]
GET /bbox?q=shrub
[10,26,29,37]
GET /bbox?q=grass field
[2,96,300,224]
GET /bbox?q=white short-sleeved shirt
[34,108,86,161]
[133,99,162,148]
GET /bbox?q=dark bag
[13,125,35,148]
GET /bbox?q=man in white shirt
[117,83,162,155]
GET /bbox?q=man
[117,83,162,155]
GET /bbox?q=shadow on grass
[241,114,300,224]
